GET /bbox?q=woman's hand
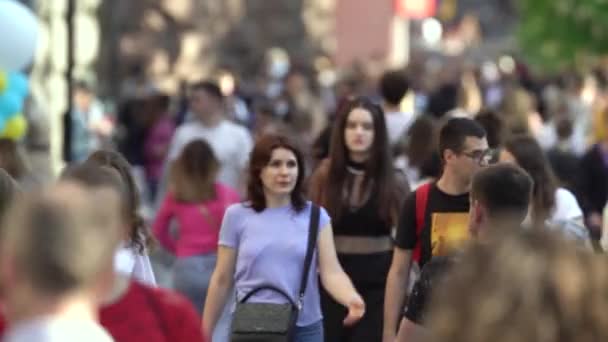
[343,294,365,326]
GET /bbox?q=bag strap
[198,186,224,230]
[238,205,321,310]
[239,285,297,307]
[198,204,218,230]
[413,183,431,262]
[296,205,320,309]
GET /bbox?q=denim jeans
[173,253,217,314]
[172,253,233,342]
[294,320,324,342]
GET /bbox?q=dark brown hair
[0,138,27,179]
[475,109,506,149]
[504,135,557,226]
[170,140,219,202]
[191,81,223,101]
[247,134,306,212]
[85,150,151,253]
[471,164,533,224]
[405,115,439,168]
[311,97,404,224]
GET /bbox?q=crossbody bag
[229,205,321,342]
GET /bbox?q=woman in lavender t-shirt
[203,134,365,342]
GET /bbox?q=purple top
[144,117,175,180]
[219,201,331,326]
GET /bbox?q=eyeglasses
[460,149,495,166]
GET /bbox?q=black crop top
[332,188,393,237]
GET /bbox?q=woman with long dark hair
[500,136,586,241]
[203,134,364,342]
[309,97,409,341]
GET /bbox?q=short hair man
[166,80,252,192]
[0,181,122,342]
[384,117,489,341]
[396,164,534,341]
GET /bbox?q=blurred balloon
[1,114,27,140]
[0,70,6,93]
[0,0,39,71]
[7,72,28,97]
[0,91,22,117]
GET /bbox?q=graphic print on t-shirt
[430,213,470,256]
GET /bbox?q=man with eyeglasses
[383,117,489,342]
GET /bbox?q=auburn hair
[246,134,306,212]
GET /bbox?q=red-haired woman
[203,134,365,342]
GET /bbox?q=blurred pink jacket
[153,183,240,257]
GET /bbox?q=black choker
[346,159,366,174]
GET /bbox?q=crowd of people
[2,54,608,342]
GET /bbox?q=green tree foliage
[518,0,608,70]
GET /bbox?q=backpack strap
[413,183,432,262]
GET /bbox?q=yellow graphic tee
[430,212,470,256]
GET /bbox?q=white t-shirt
[522,188,587,244]
[167,120,253,190]
[550,188,583,223]
[385,111,414,147]
[4,317,114,342]
[523,188,583,226]
[545,188,589,244]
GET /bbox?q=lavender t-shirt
[219,201,331,326]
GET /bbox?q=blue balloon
[0,91,22,118]
[7,72,28,97]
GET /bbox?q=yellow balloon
[1,115,27,140]
[0,71,6,93]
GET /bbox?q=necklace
[346,166,365,175]
[346,159,366,175]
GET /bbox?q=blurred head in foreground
[427,229,608,342]
[0,175,122,323]
[469,163,533,241]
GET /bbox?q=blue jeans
[173,253,217,314]
[294,320,324,342]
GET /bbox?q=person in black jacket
[579,116,608,240]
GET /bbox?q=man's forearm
[383,267,410,341]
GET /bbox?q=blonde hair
[427,230,608,342]
[499,87,534,135]
[1,184,122,296]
